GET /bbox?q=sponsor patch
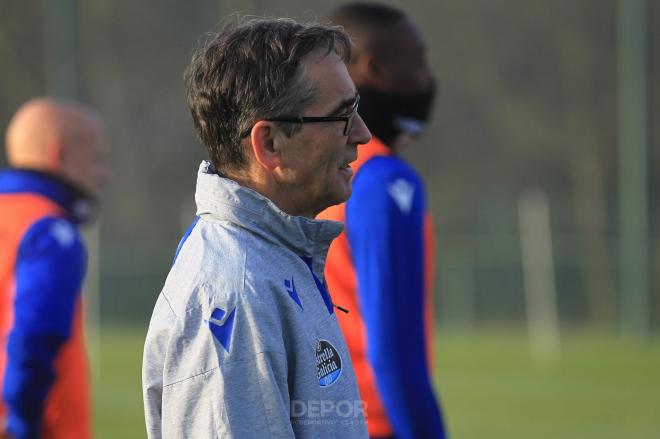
[315,339,342,387]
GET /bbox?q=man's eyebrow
[327,93,358,116]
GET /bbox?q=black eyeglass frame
[246,94,360,138]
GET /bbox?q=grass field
[93,326,660,438]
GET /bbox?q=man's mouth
[339,157,356,174]
[340,154,357,169]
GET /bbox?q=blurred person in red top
[319,3,446,438]
[0,98,108,439]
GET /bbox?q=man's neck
[222,167,316,219]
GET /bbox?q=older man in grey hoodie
[142,17,372,438]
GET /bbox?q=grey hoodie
[143,161,368,438]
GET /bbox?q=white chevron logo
[387,178,415,214]
[50,220,76,247]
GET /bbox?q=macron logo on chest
[387,178,415,214]
[284,277,303,310]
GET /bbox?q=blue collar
[0,168,96,224]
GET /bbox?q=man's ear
[250,121,282,171]
[46,140,65,171]
[351,49,385,86]
[349,50,370,83]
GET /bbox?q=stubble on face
[274,50,369,218]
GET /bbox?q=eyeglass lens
[343,96,359,135]
[344,113,354,136]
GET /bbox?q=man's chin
[336,185,352,204]
[325,189,352,211]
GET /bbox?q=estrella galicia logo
[315,339,342,387]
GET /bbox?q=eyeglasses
[266,94,360,136]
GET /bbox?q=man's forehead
[300,50,356,105]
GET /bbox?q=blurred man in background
[143,17,371,438]
[0,98,108,439]
[319,3,446,438]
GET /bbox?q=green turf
[92,325,147,438]
[93,326,660,438]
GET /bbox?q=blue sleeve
[4,217,86,439]
[346,158,445,439]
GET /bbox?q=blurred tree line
[0,0,658,331]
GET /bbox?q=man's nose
[350,113,372,146]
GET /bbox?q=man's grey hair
[185,17,351,173]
